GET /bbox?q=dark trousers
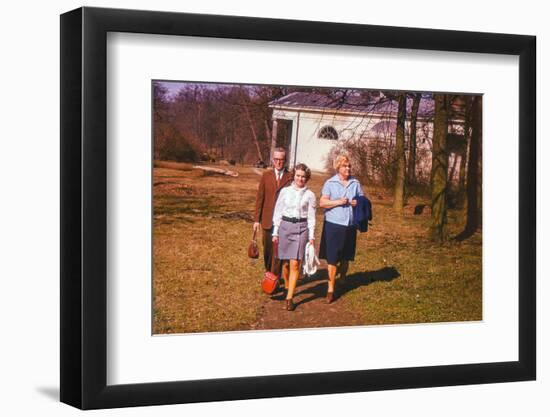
[262,227,282,276]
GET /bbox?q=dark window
[318,125,338,140]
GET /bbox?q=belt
[282,216,307,223]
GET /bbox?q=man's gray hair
[273,147,287,155]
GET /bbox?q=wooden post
[270,119,278,164]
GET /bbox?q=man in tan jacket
[253,148,292,274]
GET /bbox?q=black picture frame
[60,6,536,410]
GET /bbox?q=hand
[272,236,279,244]
[339,198,349,206]
[253,222,260,233]
[350,199,358,207]
[309,239,315,246]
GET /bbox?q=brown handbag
[261,240,279,295]
[248,229,259,259]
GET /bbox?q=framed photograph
[60,6,536,410]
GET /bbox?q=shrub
[325,136,393,186]
[155,122,200,163]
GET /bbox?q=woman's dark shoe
[326,292,334,304]
[286,299,295,311]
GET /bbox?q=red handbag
[261,271,279,295]
[247,230,259,259]
[261,241,279,295]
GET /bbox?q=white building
[268,91,464,183]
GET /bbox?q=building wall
[295,111,377,171]
[272,107,435,181]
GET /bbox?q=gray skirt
[277,219,308,261]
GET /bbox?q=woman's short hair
[292,163,312,181]
[333,154,351,171]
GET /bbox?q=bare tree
[458,96,473,206]
[407,93,421,184]
[456,95,482,240]
[242,96,265,162]
[430,94,449,242]
[393,93,407,212]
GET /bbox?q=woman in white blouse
[272,163,317,311]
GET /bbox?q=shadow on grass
[293,266,400,307]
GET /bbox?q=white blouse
[272,184,317,240]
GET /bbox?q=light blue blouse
[321,174,364,226]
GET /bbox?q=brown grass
[153,164,482,334]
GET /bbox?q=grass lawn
[153,163,482,334]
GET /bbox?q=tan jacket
[254,169,293,230]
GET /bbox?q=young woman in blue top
[319,154,365,304]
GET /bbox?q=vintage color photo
[152,81,482,334]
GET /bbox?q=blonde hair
[333,154,351,171]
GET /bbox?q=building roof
[269,91,435,119]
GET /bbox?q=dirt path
[253,268,364,330]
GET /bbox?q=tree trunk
[463,95,482,236]
[193,87,203,143]
[407,93,421,184]
[449,153,459,184]
[457,96,472,207]
[458,148,468,205]
[243,102,264,162]
[430,94,449,242]
[192,165,239,177]
[393,93,407,212]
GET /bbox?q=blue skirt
[319,220,357,265]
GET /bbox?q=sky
[155,81,239,99]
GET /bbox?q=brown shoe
[326,292,334,304]
[286,299,295,311]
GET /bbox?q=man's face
[272,151,286,170]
